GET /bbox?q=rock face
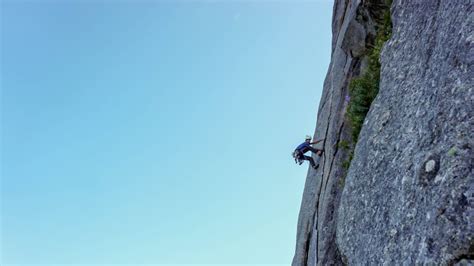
[337,0,474,264]
[293,0,388,264]
[293,0,473,265]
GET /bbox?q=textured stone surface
[337,0,474,264]
[292,0,390,265]
[294,0,473,265]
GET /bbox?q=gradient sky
[1,1,332,265]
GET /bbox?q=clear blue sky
[1,1,332,264]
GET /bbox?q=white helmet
[305,135,312,140]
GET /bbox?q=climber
[293,135,324,169]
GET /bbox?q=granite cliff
[293,0,473,265]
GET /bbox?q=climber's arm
[308,146,322,153]
[310,139,324,145]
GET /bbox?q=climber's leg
[309,146,324,157]
[303,155,318,169]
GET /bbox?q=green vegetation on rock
[448,147,457,156]
[337,140,351,151]
[339,5,392,174]
[347,10,392,143]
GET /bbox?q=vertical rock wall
[337,0,473,264]
[293,0,473,265]
[292,0,391,265]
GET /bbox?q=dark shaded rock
[341,19,367,57]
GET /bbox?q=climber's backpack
[292,150,304,165]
